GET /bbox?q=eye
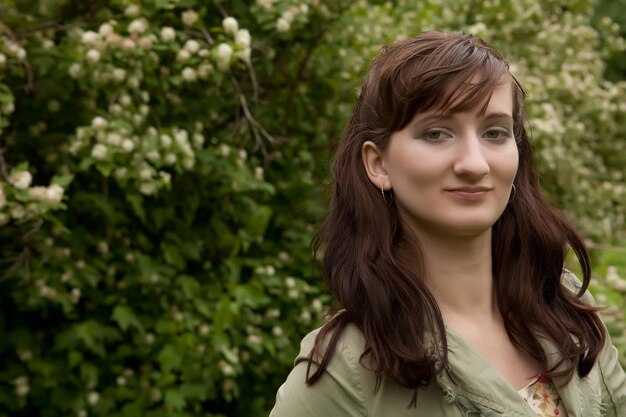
[420,129,452,141]
[483,129,510,140]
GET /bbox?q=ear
[361,141,390,190]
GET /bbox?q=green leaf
[157,345,182,374]
[164,389,186,410]
[50,174,74,188]
[111,305,144,333]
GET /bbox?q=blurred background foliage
[0,0,624,416]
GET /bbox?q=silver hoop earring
[509,184,517,203]
[381,185,393,205]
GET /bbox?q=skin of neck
[410,224,499,322]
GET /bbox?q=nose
[452,133,490,179]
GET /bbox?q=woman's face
[369,81,519,238]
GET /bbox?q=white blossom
[140,183,157,195]
[41,39,54,49]
[138,36,153,49]
[272,325,283,337]
[81,31,100,45]
[91,116,108,129]
[69,63,82,78]
[276,18,290,33]
[2,101,15,114]
[192,132,205,147]
[86,49,101,63]
[184,39,200,53]
[147,150,160,161]
[106,132,122,145]
[222,17,239,36]
[128,18,148,34]
[46,185,64,204]
[91,144,107,160]
[182,158,194,170]
[121,139,134,152]
[174,129,189,146]
[235,29,251,47]
[160,27,176,42]
[124,4,141,17]
[177,49,191,62]
[236,47,251,64]
[165,152,176,165]
[112,68,126,82]
[182,67,197,82]
[120,38,136,51]
[182,10,199,26]
[197,63,214,79]
[15,47,27,61]
[10,171,32,189]
[70,288,81,304]
[256,0,273,11]
[0,53,6,67]
[160,134,172,147]
[11,205,26,220]
[15,384,29,397]
[98,22,114,36]
[87,391,100,406]
[199,323,210,335]
[139,167,153,180]
[119,94,132,107]
[216,43,233,71]
[159,171,171,185]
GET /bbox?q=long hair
[307,31,606,395]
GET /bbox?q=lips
[446,186,493,193]
[445,186,493,200]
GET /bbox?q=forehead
[415,80,514,121]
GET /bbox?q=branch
[587,242,626,254]
[0,147,10,180]
[230,75,275,154]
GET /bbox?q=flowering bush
[0,1,624,416]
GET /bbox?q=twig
[230,75,275,148]
[587,242,626,254]
[0,148,10,180]
[23,218,43,241]
[3,21,36,92]
[246,59,259,103]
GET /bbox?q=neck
[413,227,497,321]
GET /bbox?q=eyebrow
[413,111,513,124]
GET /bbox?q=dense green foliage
[0,1,624,416]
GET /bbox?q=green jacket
[270,275,625,416]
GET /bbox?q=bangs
[370,32,513,132]
[408,60,511,119]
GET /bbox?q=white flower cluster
[211,16,253,71]
[276,3,310,33]
[28,184,65,205]
[0,170,68,226]
[71,114,205,196]
[1,37,27,62]
[13,375,29,396]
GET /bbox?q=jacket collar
[430,326,601,417]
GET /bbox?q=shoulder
[269,319,371,417]
[296,319,367,366]
[560,268,595,305]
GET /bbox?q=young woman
[270,31,625,417]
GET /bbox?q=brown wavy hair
[306,31,606,397]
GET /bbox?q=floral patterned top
[518,374,568,417]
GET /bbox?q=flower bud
[222,17,239,36]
